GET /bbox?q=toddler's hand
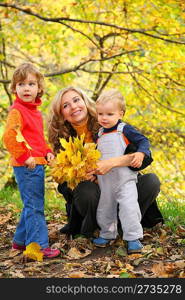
[25,157,36,169]
[130,152,145,168]
[46,152,55,165]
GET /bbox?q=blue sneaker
[93,237,115,248]
[127,240,143,254]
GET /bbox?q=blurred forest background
[0,0,184,208]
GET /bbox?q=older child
[93,89,152,254]
[3,63,60,258]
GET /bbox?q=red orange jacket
[3,96,52,166]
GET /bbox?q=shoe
[59,223,70,234]
[93,237,115,248]
[12,242,26,251]
[127,239,143,254]
[41,247,60,258]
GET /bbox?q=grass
[158,197,185,231]
[0,185,66,222]
[0,186,185,231]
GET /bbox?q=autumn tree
[0,0,184,203]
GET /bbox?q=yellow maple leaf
[23,242,43,262]
[15,129,32,150]
[51,134,101,190]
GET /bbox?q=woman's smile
[61,90,88,125]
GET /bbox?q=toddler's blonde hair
[96,89,126,115]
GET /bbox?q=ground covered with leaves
[0,206,185,279]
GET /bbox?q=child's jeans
[13,165,49,249]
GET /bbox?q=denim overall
[97,122,143,241]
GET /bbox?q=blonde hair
[96,89,126,115]
[47,86,100,153]
[10,63,44,97]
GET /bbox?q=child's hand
[130,152,145,168]
[25,157,36,169]
[46,152,55,165]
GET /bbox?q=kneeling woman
[47,86,163,238]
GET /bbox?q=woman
[47,86,164,238]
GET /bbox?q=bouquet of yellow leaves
[51,134,101,190]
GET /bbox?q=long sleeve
[123,124,151,157]
[3,109,31,163]
[123,124,153,171]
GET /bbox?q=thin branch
[59,21,100,49]
[0,3,185,45]
[0,21,12,104]
[0,49,140,83]
[93,62,120,101]
[126,63,185,116]
[0,79,10,84]
[44,50,141,76]
[78,68,142,74]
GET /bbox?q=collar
[13,95,42,110]
[102,119,122,133]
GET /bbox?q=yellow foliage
[51,134,101,190]
[15,129,32,150]
[23,242,43,262]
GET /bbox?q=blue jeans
[13,165,49,248]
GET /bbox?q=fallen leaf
[9,270,25,278]
[0,260,14,269]
[23,242,43,262]
[156,247,165,255]
[115,246,127,257]
[159,229,168,242]
[119,272,132,278]
[179,271,185,278]
[151,262,171,278]
[132,257,146,266]
[105,262,111,273]
[0,212,12,225]
[177,225,185,235]
[106,274,120,278]
[114,259,123,268]
[48,228,58,239]
[174,260,185,269]
[69,271,85,278]
[128,253,143,260]
[65,247,91,260]
[9,249,22,258]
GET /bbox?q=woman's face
[61,90,88,125]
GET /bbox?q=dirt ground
[0,207,185,278]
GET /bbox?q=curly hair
[47,86,100,153]
[10,62,44,97]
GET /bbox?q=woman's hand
[86,170,98,182]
